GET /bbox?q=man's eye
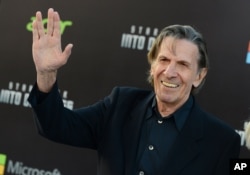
[160,58,168,62]
[180,62,190,68]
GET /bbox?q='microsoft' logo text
[0,154,61,175]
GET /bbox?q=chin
[159,95,177,104]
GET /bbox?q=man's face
[150,36,207,108]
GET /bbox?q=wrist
[36,71,57,93]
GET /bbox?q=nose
[164,62,178,78]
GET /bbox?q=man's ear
[150,64,155,76]
[193,68,207,88]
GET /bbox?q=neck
[156,97,189,117]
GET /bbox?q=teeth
[161,81,179,88]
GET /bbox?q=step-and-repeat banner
[1,0,250,174]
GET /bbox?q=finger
[32,20,39,41]
[36,11,45,37]
[53,11,61,38]
[47,8,54,35]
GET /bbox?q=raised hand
[32,8,73,92]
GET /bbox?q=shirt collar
[151,95,194,131]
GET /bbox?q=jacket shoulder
[194,104,239,139]
[110,86,153,98]
[104,86,153,108]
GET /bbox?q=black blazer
[28,84,240,175]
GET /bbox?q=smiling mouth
[161,80,179,88]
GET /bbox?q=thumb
[62,43,73,60]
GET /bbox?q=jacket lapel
[161,101,204,174]
[122,91,154,175]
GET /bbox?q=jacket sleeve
[28,82,113,149]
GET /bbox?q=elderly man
[28,8,240,175]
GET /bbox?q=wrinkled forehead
[160,36,178,55]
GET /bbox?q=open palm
[32,8,73,74]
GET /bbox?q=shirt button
[158,120,163,124]
[139,171,144,175]
[148,145,154,150]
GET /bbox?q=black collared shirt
[136,96,194,175]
